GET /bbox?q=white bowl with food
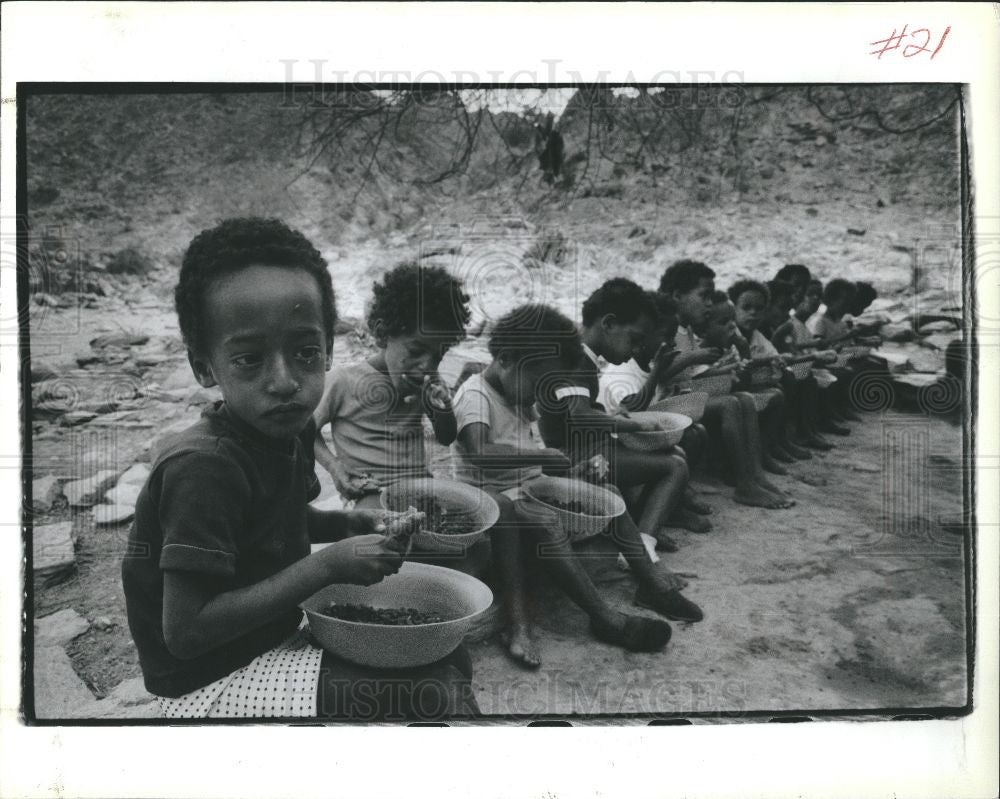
[301,562,493,668]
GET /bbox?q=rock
[805,207,819,217]
[92,504,135,525]
[35,608,90,646]
[923,332,961,352]
[133,352,170,367]
[882,323,915,343]
[628,225,647,239]
[32,522,76,584]
[160,363,199,391]
[918,320,958,334]
[34,292,61,307]
[90,332,149,349]
[89,677,161,719]
[31,475,64,513]
[847,228,866,236]
[92,616,114,631]
[117,463,150,486]
[75,352,102,368]
[33,647,99,719]
[850,462,881,474]
[64,470,119,507]
[871,348,913,373]
[105,482,141,507]
[30,360,61,382]
[59,411,98,427]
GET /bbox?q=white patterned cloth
[156,629,323,719]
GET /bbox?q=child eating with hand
[122,219,478,720]
[453,304,702,665]
[313,262,470,508]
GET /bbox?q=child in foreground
[122,219,477,720]
[452,304,703,666]
[660,261,792,510]
[313,262,469,508]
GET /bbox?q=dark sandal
[635,588,704,623]
[590,615,672,652]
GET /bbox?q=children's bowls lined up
[617,411,692,451]
[648,391,709,423]
[379,477,499,554]
[520,475,627,542]
[301,562,494,668]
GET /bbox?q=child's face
[733,290,767,334]
[599,312,653,366]
[636,317,677,370]
[826,292,852,316]
[798,286,822,317]
[382,333,451,395]
[789,278,808,308]
[190,265,330,440]
[699,301,738,348]
[671,278,715,329]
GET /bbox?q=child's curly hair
[651,291,679,327]
[175,218,336,352]
[728,279,770,305]
[766,278,796,308]
[488,304,582,368]
[774,263,811,285]
[367,262,470,343]
[659,259,715,295]
[581,277,657,327]
[850,281,878,316]
[823,278,857,307]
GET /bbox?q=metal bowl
[618,411,692,451]
[648,391,709,423]
[520,475,626,542]
[380,477,499,554]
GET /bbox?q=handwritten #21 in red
[870,25,950,60]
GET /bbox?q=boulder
[89,677,161,719]
[35,608,90,646]
[92,504,135,526]
[31,475,64,513]
[64,470,119,507]
[32,522,77,584]
[117,463,151,486]
[33,647,99,720]
[105,482,141,507]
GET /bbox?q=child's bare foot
[782,440,812,460]
[669,508,712,534]
[653,531,679,552]
[500,625,541,670]
[590,612,672,651]
[683,491,712,515]
[734,485,792,509]
[769,445,796,464]
[762,453,788,475]
[797,433,834,450]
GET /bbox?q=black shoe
[591,615,672,652]
[635,587,704,623]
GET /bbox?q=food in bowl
[404,496,477,536]
[321,602,448,625]
[382,506,424,548]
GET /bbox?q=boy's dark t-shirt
[537,347,615,459]
[122,401,320,698]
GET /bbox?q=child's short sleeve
[452,381,494,433]
[313,369,347,428]
[157,451,252,578]
[599,365,643,414]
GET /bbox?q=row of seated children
[314,265,704,669]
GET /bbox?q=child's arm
[162,530,410,661]
[307,506,391,543]
[618,345,680,412]
[561,395,659,433]
[456,422,571,473]
[422,372,458,446]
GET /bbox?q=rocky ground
[24,88,970,720]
